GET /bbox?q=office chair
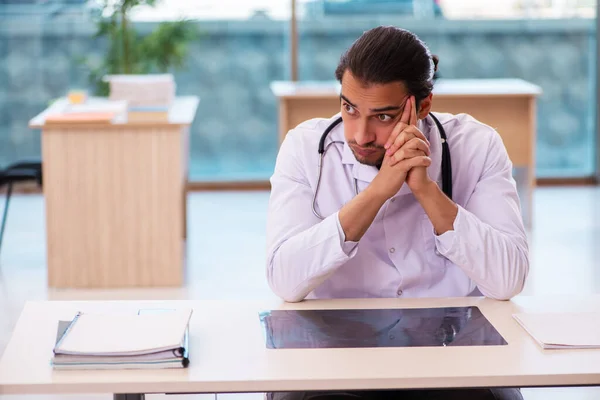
[0,160,42,258]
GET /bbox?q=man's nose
[354,119,374,146]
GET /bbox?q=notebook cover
[53,319,189,368]
[52,309,191,357]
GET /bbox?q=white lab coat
[266,112,529,303]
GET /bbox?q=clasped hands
[371,95,434,200]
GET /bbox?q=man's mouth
[353,146,378,157]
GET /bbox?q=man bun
[432,55,439,73]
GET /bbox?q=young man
[265,26,528,400]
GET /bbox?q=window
[0,0,596,180]
[296,0,597,178]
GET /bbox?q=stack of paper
[106,74,175,107]
[513,312,600,349]
[105,74,175,121]
[52,308,192,370]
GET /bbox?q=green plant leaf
[142,19,198,73]
[82,0,198,95]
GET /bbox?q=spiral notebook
[51,308,191,370]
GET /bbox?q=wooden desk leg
[114,394,144,400]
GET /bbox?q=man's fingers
[409,95,418,126]
[387,126,423,156]
[384,122,408,151]
[405,137,430,156]
[386,126,429,156]
[389,149,426,166]
[388,137,430,166]
[385,96,422,150]
[400,94,412,125]
[401,155,432,170]
[386,130,413,156]
[404,125,429,146]
[388,132,429,158]
[384,96,411,150]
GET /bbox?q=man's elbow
[267,277,307,303]
[277,290,307,303]
[484,282,524,301]
[483,248,530,301]
[266,261,307,303]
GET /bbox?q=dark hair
[335,26,438,105]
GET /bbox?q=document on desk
[513,312,600,349]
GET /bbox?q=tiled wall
[0,17,595,180]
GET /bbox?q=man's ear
[417,93,433,120]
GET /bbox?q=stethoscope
[312,112,452,220]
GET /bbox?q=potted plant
[84,0,198,96]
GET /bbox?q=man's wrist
[412,180,458,235]
[411,180,439,200]
[364,183,394,205]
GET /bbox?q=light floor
[1,187,600,399]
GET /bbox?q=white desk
[2,296,600,399]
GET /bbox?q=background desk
[29,96,199,288]
[271,79,542,228]
[2,296,600,398]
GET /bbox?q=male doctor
[266,25,528,303]
[265,26,528,399]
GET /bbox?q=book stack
[52,308,192,370]
[105,74,176,122]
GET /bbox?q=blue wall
[0,17,596,180]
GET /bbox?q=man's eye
[378,114,392,122]
[343,104,356,115]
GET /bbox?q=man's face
[340,70,410,167]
